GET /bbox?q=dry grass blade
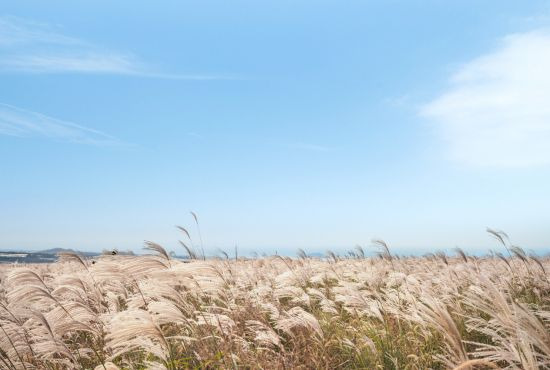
[453,359,499,370]
[176,225,191,239]
[179,240,198,260]
[143,241,171,261]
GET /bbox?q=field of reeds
[0,234,549,369]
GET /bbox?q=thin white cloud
[0,15,80,46]
[384,94,411,108]
[0,15,231,79]
[0,53,143,74]
[0,103,120,145]
[421,30,550,167]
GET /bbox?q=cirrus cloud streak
[0,15,233,79]
[0,103,121,145]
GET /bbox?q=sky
[2,1,550,256]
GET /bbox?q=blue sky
[2,1,550,255]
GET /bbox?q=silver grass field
[0,237,549,369]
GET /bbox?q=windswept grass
[0,241,549,369]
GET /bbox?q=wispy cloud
[0,103,121,145]
[0,15,232,79]
[1,53,143,74]
[0,15,79,46]
[384,94,412,108]
[421,30,550,167]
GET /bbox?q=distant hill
[307,252,325,258]
[38,248,100,257]
[0,248,100,264]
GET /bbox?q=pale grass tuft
[0,241,548,369]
